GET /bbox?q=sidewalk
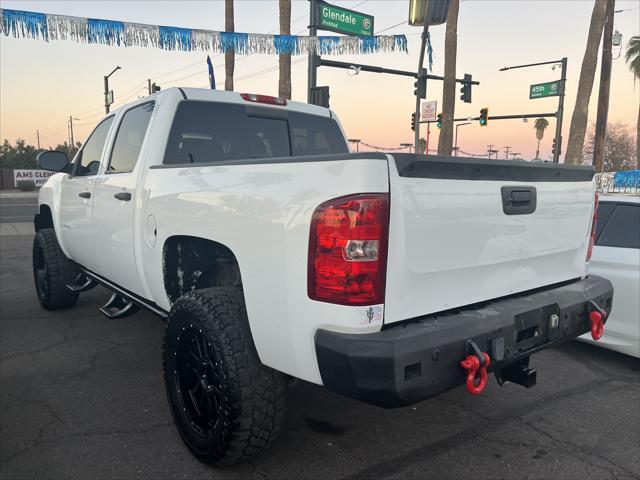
[0,222,34,236]
[0,190,39,199]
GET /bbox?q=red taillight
[587,192,599,262]
[308,193,389,306]
[240,93,287,106]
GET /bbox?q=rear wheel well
[34,205,54,231]
[163,236,242,304]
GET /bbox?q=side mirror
[37,150,72,173]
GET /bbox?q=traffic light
[552,135,561,156]
[436,113,442,129]
[479,108,489,127]
[411,112,416,131]
[414,77,426,99]
[459,74,472,103]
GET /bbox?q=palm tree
[626,35,640,167]
[564,0,608,164]
[534,118,549,159]
[225,0,235,91]
[437,0,460,156]
[278,0,292,99]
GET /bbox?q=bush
[16,180,36,191]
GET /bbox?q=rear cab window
[595,202,640,249]
[163,101,348,165]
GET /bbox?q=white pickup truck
[34,87,613,465]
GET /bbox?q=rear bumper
[315,275,613,408]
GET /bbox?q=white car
[579,195,640,357]
[32,87,613,464]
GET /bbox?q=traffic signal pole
[307,0,319,104]
[553,58,567,163]
[413,23,430,153]
[499,58,567,162]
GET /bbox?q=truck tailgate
[384,154,596,325]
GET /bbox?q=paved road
[1,227,639,480]
[0,194,38,223]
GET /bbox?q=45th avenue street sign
[317,0,374,36]
[529,80,561,99]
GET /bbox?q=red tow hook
[588,301,607,341]
[589,311,604,340]
[460,352,491,395]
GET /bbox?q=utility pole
[68,116,75,150]
[148,79,152,95]
[307,0,319,103]
[348,138,361,152]
[593,0,615,172]
[504,146,511,159]
[36,130,40,149]
[487,144,494,159]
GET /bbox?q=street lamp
[104,66,121,114]
[348,138,361,152]
[454,122,471,157]
[400,142,413,153]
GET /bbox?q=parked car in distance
[579,195,639,357]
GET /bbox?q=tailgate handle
[501,186,537,215]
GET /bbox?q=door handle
[78,191,91,199]
[114,192,132,201]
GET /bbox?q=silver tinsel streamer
[47,14,87,43]
[125,22,159,48]
[192,29,213,51]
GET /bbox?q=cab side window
[73,116,114,177]
[107,102,154,174]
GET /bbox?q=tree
[278,0,292,99]
[418,137,427,154]
[225,0,235,92]
[437,0,460,156]
[583,122,636,171]
[564,0,608,165]
[534,118,549,159]
[625,35,640,167]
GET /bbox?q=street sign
[422,100,437,121]
[317,0,374,36]
[529,80,561,99]
[105,90,114,106]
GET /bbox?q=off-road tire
[163,287,287,465]
[32,228,79,310]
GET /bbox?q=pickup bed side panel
[141,158,389,384]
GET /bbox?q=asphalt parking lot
[1,226,639,480]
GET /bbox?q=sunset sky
[1,0,639,161]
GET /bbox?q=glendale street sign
[529,80,561,99]
[317,0,374,36]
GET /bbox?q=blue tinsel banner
[274,35,298,55]
[0,8,408,56]
[614,170,640,188]
[2,9,47,40]
[159,26,192,51]
[88,18,124,45]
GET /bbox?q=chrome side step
[99,293,140,319]
[67,273,97,292]
[81,269,168,321]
